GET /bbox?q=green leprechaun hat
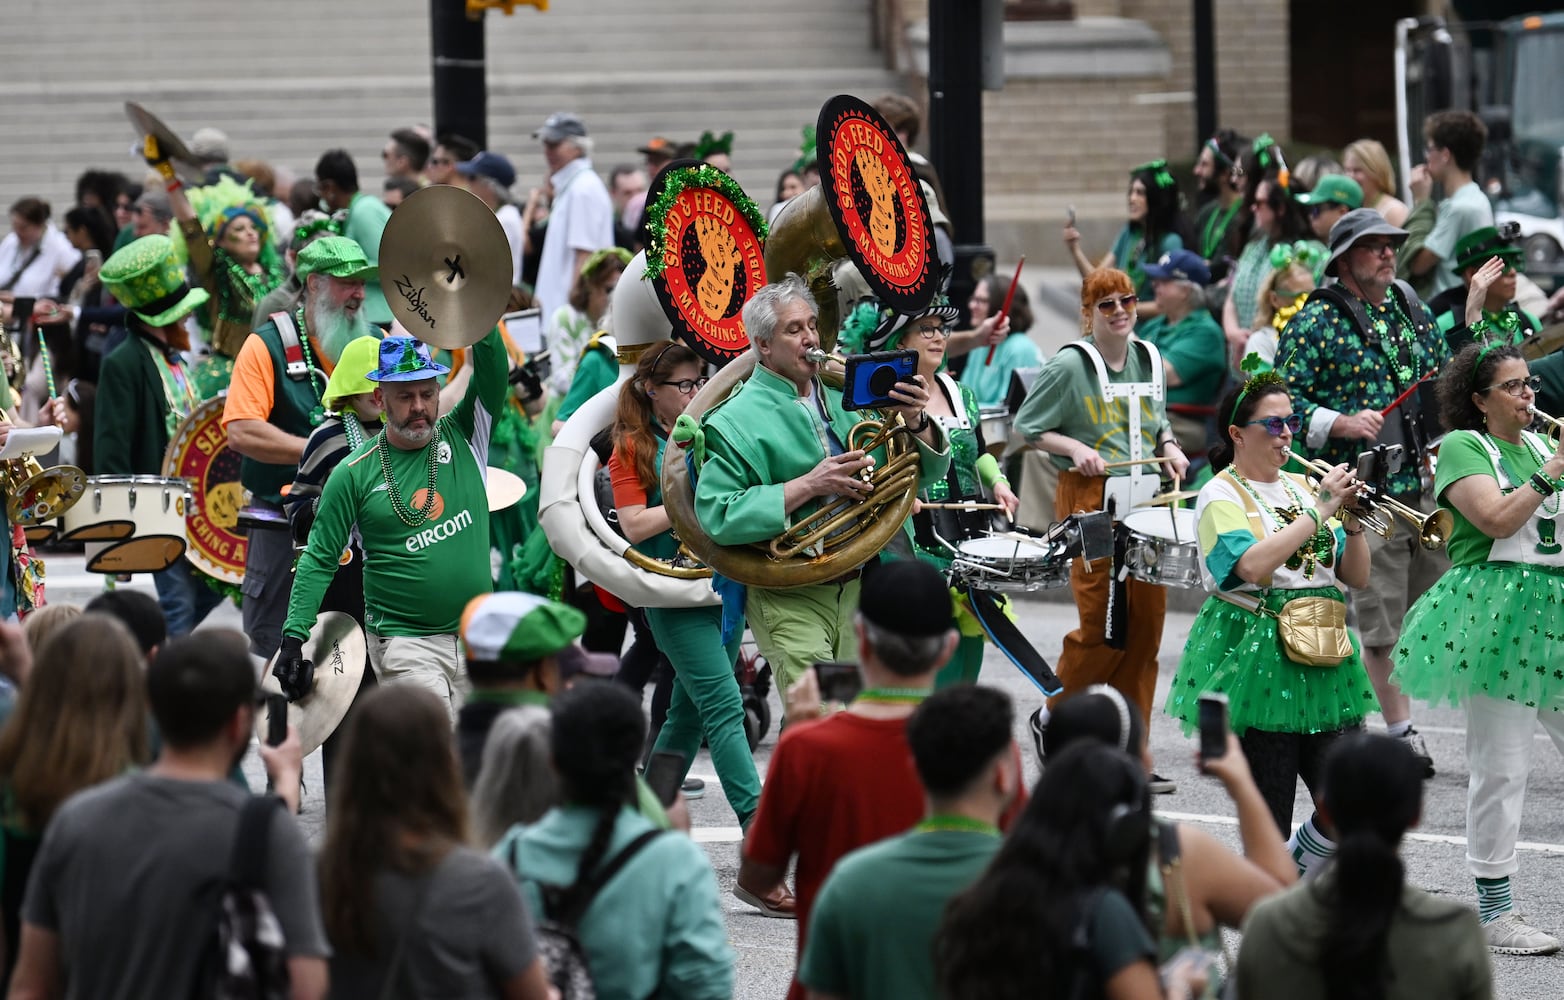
[100,234,211,327]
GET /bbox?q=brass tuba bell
[0,411,86,526]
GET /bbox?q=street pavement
[43,554,1564,998]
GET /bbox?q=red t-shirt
[744,713,925,1000]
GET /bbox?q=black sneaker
[681,776,706,800]
[1148,772,1176,794]
[1028,707,1047,766]
[1399,727,1435,778]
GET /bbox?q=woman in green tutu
[1166,364,1376,868]
[1391,341,1564,957]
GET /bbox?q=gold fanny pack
[1217,592,1352,667]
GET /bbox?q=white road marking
[1157,810,1564,856]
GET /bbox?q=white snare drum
[978,406,1011,456]
[950,535,1070,593]
[63,476,190,573]
[1122,508,1201,589]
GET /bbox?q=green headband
[1470,340,1509,390]
[1131,158,1176,191]
[581,246,631,280]
[1232,351,1288,422]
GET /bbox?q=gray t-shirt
[23,773,329,1000]
[1425,181,1494,294]
[328,846,539,999]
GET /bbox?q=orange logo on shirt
[410,489,445,520]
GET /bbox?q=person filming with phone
[1164,367,1375,880]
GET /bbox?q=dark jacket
[94,328,174,476]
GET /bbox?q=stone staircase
[2,0,900,221]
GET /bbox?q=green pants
[746,578,860,708]
[935,633,986,689]
[647,604,760,826]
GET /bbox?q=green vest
[241,320,325,503]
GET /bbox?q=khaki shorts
[1353,495,1450,649]
[367,632,469,723]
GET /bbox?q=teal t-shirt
[1137,309,1227,407]
[1110,225,1184,297]
[798,829,1000,1000]
[1013,339,1171,473]
[958,332,1042,409]
[1434,429,1545,567]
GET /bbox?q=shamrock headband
[694,130,734,159]
[581,246,631,280]
[1252,133,1291,191]
[1469,340,1511,390]
[1204,136,1234,168]
[1269,240,1326,272]
[1131,158,1177,191]
[289,212,343,252]
[1231,351,1289,423]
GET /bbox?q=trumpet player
[1165,365,1375,874]
[692,274,948,705]
[1391,343,1564,956]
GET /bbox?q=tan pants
[1045,470,1166,726]
[367,632,469,723]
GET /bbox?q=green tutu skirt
[1393,562,1564,712]
[1166,586,1376,736]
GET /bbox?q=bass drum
[538,374,719,610]
[164,395,247,584]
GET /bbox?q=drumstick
[919,502,1007,511]
[1069,456,1176,473]
[985,256,1026,365]
[35,329,55,399]
[1382,370,1437,416]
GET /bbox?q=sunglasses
[1307,203,1343,218]
[1242,413,1303,436]
[1356,241,1398,257]
[660,377,710,394]
[1094,294,1139,316]
[1483,375,1542,397]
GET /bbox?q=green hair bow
[1131,158,1177,191]
[1269,240,1326,272]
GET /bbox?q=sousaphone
[123,103,208,187]
[659,97,938,588]
[378,186,513,350]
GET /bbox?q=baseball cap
[637,136,677,160]
[456,151,517,189]
[1294,173,1364,210]
[1141,249,1212,286]
[859,559,952,638]
[462,591,588,664]
[534,112,589,143]
[295,236,377,282]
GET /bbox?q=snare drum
[1122,508,1201,589]
[978,406,1011,456]
[950,535,1070,593]
[62,476,190,573]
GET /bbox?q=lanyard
[856,686,932,705]
[915,814,1000,836]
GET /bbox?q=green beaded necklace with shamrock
[379,421,443,527]
[1370,296,1426,386]
[1229,470,1337,577]
[293,305,329,427]
[1488,432,1562,553]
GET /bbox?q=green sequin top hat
[365,335,450,383]
[296,236,378,283]
[100,234,211,327]
[1451,225,1524,274]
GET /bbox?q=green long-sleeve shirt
[283,328,507,639]
[695,363,949,547]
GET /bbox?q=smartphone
[813,661,863,705]
[265,693,289,747]
[843,350,919,411]
[1355,444,1403,485]
[643,749,688,807]
[1197,693,1228,761]
[1066,205,1077,228]
[84,248,103,268]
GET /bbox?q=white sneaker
[1485,912,1561,955]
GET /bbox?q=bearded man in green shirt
[693,274,952,700]
[274,330,507,721]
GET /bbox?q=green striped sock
[1286,815,1336,880]
[1476,876,1513,924]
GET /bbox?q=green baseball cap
[100,235,211,327]
[461,591,587,663]
[1451,226,1524,274]
[296,235,378,282]
[1294,174,1364,210]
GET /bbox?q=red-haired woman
[608,340,760,827]
[1014,268,1189,789]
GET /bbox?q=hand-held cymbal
[123,103,206,186]
[378,186,512,351]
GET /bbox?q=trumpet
[1286,451,1452,551]
[1530,405,1564,447]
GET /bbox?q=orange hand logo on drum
[206,481,244,530]
[852,147,899,257]
[693,215,739,321]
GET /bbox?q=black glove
[272,635,315,703]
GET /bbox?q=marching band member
[1014,267,1188,789]
[94,235,221,636]
[1392,343,1564,956]
[275,327,508,722]
[693,274,949,701]
[1165,366,1375,871]
[608,340,759,826]
[224,236,378,663]
[849,298,1018,687]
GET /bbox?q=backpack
[191,795,291,1000]
[508,828,665,1000]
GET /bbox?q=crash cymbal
[123,103,206,187]
[378,186,512,351]
[258,611,367,757]
[486,466,527,512]
[1145,489,1200,507]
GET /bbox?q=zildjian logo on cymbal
[393,274,436,329]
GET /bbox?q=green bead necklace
[294,305,328,427]
[915,814,1000,836]
[1230,470,1335,577]
[379,424,442,527]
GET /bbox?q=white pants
[1466,694,1564,878]
[367,632,469,724]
